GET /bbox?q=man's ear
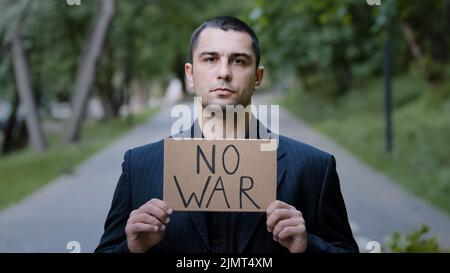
[185,63,194,90]
[254,65,265,90]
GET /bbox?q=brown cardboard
[163,138,276,212]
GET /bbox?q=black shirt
[205,212,241,253]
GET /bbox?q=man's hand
[125,198,173,253]
[266,200,307,253]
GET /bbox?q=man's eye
[233,58,244,64]
[204,57,215,63]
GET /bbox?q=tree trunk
[402,22,425,69]
[96,38,122,120]
[430,0,449,81]
[441,0,450,63]
[11,27,47,152]
[332,61,352,94]
[64,0,115,142]
[97,80,122,120]
[1,93,28,154]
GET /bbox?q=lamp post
[383,28,393,153]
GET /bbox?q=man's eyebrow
[198,51,218,57]
[231,53,252,59]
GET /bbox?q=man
[95,16,358,253]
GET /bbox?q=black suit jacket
[95,129,358,253]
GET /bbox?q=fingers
[266,200,295,218]
[265,201,307,253]
[127,198,173,236]
[126,222,159,234]
[148,198,173,215]
[130,213,166,231]
[272,217,304,240]
[278,225,306,241]
[140,204,170,224]
[135,198,173,224]
[266,208,302,232]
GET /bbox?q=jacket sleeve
[94,150,132,253]
[306,155,359,253]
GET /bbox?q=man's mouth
[211,87,235,96]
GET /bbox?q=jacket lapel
[238,139,287,253]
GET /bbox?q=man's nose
[217,62,232,81]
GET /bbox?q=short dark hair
[189,16,260,68]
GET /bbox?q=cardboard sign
[163,139,276,212]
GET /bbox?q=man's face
[185,27,264,108]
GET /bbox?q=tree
[64,0,115,142]
[7,0,47,152]
[397,0,449,85]
[371,0,450,87]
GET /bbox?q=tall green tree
[1,0,47,152]
[64,0,115,142]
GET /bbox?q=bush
[383,225,448,253]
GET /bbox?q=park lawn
[0,107,158,210]
[281,74,450,214]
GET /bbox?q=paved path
[0,93,449,252]
[0,109,172,253]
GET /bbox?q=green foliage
[251,0,384,93]
[0,0,252,103]
[384,225,446,253]
[281,74,450,214]
[0,0,97,103]
[251,0,449,93]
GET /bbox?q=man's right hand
[125,198,173,253]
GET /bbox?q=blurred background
[0,0,449,253]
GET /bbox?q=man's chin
[206,98,238,108]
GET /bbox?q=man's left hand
[266,200,307,253]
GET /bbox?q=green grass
[0,107,159,210]
[281,74,450,214]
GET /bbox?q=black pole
[383,30,393,153]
